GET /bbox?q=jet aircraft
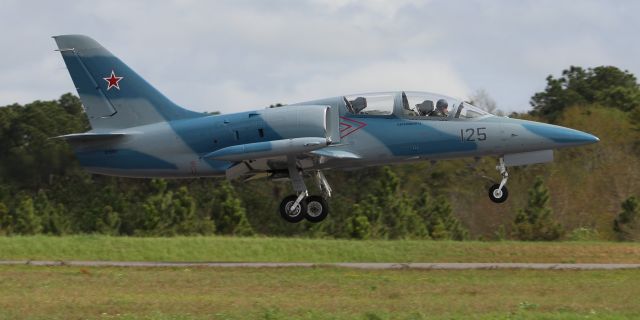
[52,35,599,223]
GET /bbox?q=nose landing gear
[488,157,509,203]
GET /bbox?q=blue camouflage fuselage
[68,95,598,178]
[52,35,598,180]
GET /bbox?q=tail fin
[53,35,203,130]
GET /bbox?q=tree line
[0,94,468,239]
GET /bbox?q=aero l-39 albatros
[52,35,599,223]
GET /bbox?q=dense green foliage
[0,95,465,239]
[512,177,563,241]
[614,196,640,241]
[530,66,640,122]
[1,65,640,240]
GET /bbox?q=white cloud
[1,0,640,114]
[288,59,470,102]
[522,38,612,73]
[172,58,469,114]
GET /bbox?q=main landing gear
[488,156,509,203]
[279,156,331,223]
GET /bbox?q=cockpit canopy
[344,93,395,116]
[344,91,492,120]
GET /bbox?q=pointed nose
[523,123,600,147]
[550,126,599,145]
[584,132,600,144]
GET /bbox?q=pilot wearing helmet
[428,99,449,117]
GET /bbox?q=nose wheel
[489,157,509,203]
[489,184,509,203]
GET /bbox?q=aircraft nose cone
[555,127,599,145]
[523,123,600,147]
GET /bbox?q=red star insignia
[103,70,123,90]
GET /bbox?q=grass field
[1,235,640,263]
[1,265,639,320]
[2,236,640,319]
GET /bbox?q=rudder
[53,35,203,130]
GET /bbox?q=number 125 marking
[460,127,487,142]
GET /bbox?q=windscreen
[454,102,490,119]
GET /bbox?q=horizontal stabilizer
[204,137,329,162]
[310,148,361,159]
[53,132,130,142]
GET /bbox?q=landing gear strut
[488,157,509,203]
[278,156,331,223]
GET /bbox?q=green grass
[2,236,640,319]
[1,235,640,263]
[0,265,639,319]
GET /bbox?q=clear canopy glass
[344,93,395,116]
[343,91,493,120]
[454,102,490,119]
[402,91,462,118]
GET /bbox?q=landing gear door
[325,105,340,144]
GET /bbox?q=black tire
[279,195,306,223]
[304,195,329,223]
[488,184,509,203]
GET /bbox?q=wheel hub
[307,201,323,218]
[285,202,302,217]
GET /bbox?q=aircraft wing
[203,139,361,162]
[310,147,361,159]
[203,140,360,181]
[53,132,130,142]
[203,137,329,162]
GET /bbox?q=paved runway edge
[1,261,640,270]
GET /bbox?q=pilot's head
[436,99,449,112]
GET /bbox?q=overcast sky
[1,0,639,114]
